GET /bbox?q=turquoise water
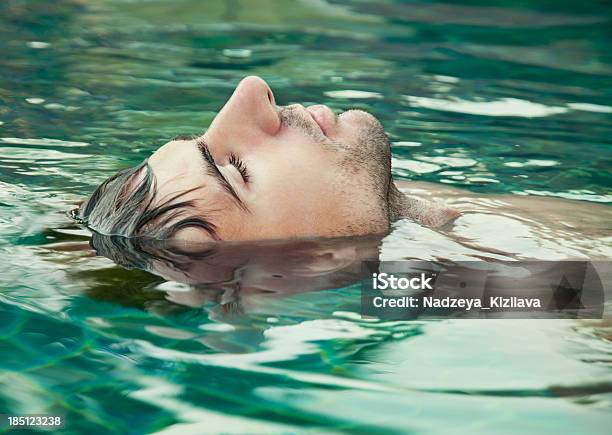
[1,0,611,433]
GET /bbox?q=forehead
[148,139,201,190]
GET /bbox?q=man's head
[80,76,394,242]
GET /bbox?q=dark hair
[78,161,217,240]
[89,231,216,272]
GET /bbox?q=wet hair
[78,161,217,240]
[89,231,216,272]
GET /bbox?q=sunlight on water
[324,89,384,99]
[404,96,569,117]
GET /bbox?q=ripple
[222,48,252,58]
[504,160,559,168]
[392,158,441,174]
[521,190,612,203]
[404,96,568,117]
[145,325,197,340]
[43,103,80,111]
[324,90,383,99]
[357,2,606,27]
[567,102,612,113]
[392,141,421,147]
[433,75,459,84]
[417,156,477,168]
[465,176,499,184]
[0,137,90,147]
[26,41,50,49]
[0,147,90,161]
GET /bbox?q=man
[79,76,458,242]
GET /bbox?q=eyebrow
[195,138,249,212]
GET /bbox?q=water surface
[0,0,611,433]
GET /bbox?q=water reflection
[85,232,382,312]
[82,231,607,323]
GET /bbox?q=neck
[387,182,459,228]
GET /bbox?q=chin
[340,109,381,126]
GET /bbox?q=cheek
[248,156,344,229]
[252,147,340,202]
[258,169,332,208]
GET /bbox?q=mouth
[306,104,336,137]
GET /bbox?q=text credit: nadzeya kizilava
[370,273,542,310]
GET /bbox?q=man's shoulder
[390,181,461,228]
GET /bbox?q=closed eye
[229,153,250,182]
[195,138,249,212]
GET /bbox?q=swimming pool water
[0,1,611,433]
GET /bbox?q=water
[1,0,611,433]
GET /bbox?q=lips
[306,104,336,136]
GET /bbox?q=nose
[204,76,280,149]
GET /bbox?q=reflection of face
[88,232,382,312]
[147,76,392,242]
[153,237,382,292]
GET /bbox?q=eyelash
[197,139,250,184]
[228,153,250,182]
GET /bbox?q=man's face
[147,76,391,241]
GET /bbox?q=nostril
[267,89,274,104]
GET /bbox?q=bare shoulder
[395,180,612,234]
